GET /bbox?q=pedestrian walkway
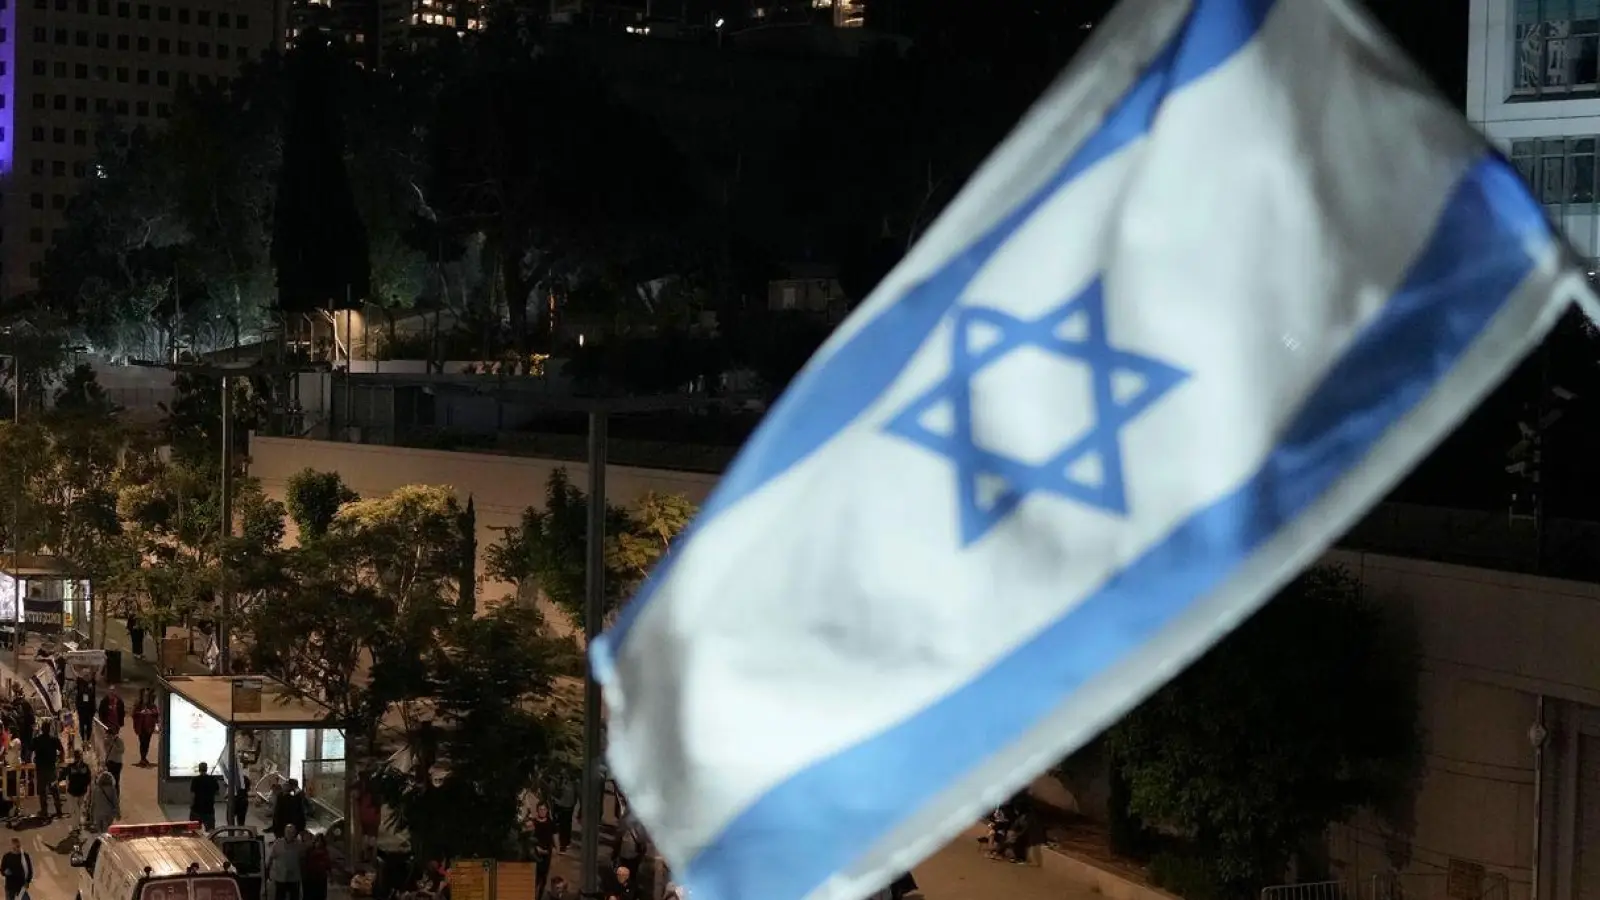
[916,826,1108,900]
[2,630,1116,900]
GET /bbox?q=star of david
[884,278,1188,546]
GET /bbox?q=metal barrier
[1262,881,1352,900]
[3,764,38,802]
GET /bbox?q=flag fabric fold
[591,1,1589,899]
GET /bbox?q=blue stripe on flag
[598,0,1280,656]
[676,155,1550,900]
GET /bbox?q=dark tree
[430,14,700,363]
[271,30,371,314]
[1108,566,1421,898]
[284,468,359,541]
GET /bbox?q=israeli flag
[591,1,1593,899]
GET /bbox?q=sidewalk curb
[1040,845,1184,900]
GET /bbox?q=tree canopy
[1105,566,1422,898]
[486,468,697,634]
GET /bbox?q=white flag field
[591,0,1600,899]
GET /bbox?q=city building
[1469,0,1600,268]
[0,0,281,296]
[285,0,480,68]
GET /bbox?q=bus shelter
[156,675,348,831]
[0,554,93,646]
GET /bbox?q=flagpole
[580,407,609,896]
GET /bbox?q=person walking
[88,769,119,833]
[29,723,63,819]
[229,772,252,827]
[132,690,159,767]
[0,837,32,900]
[190,762,220,831]
[266,824,305,900]
[104,731,125,787]
[303,833,332,900]
[63,751,92,831]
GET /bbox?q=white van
[70,821,246,900]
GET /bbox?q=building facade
[0,0,281,296]
[1469,0,1600,268]
[285,0,480,69]
[1321,549,1600,900]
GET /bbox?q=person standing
[96,686,125,737]
[29,723,63,819]
[356,778,380,862]
[11,699,32,765]
[88,769,119,833]
[127,616,146,659]
[132,690,159,767]
[529,803,556,898]
[73,676,96,746]
[190,762,220,831]
[269,779,308,839]
[607,866,640,900]
[63,751,92,830]
[266,824,305,900]
[551,774,576,853]
[104,731,125,787]
[0,837,32,900]
[302,833,332,900]
[612,821,646,881]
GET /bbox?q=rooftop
[0,553,79,579]
[161,675,337,728]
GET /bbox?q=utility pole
[219,377,234,672]
[6,330,21,677]
[579,407,609,897]
[131,359,330,672]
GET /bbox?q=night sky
[1371,0,1468,106]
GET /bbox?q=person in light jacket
[267,825,305,900]
[88,769,119,833]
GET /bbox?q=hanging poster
[447,860,491,900]
[22,595,63,634]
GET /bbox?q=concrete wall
[246,435,718,623]
[243,433,1600,900]
[1323,550,1600,900]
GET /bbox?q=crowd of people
[0,677,153,832]
[979,792,1042,864]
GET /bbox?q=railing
[302,757,346,808]
[1262,881,1351,900]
